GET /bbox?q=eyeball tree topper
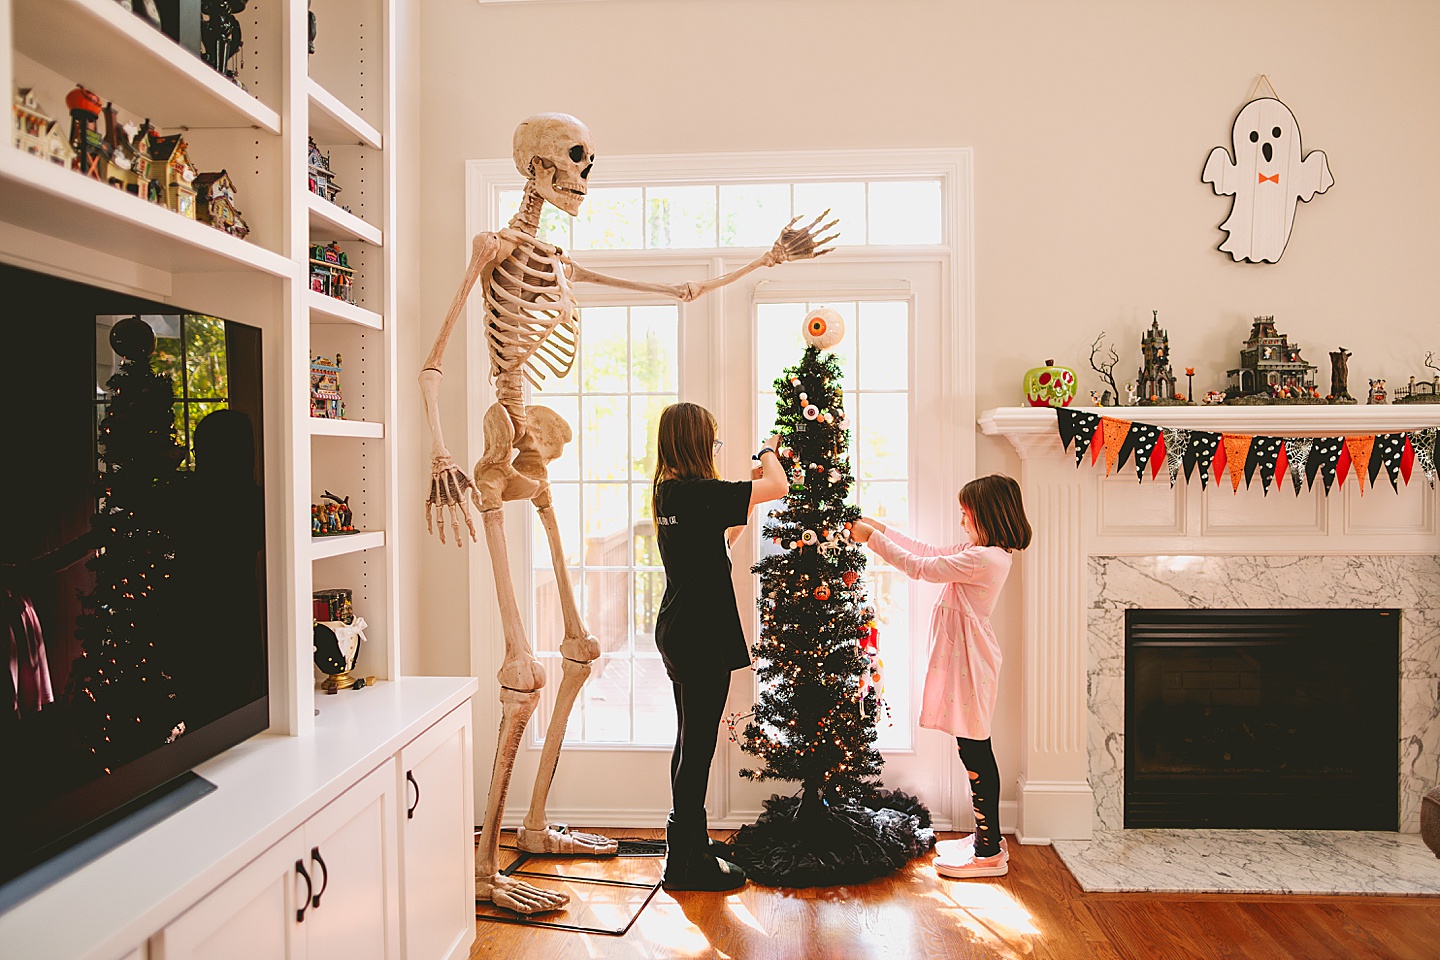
[803,307,845,350]
[1203,95,1333,263]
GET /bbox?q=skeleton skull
[513,113,595,217]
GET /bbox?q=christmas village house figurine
[310,353,344,419]
[146,133,198,219]
[193,170,250,239]
[309,241,355,303]
[99,103,154,200]
[1225,316,1321,403]
[307,137,342,203]
[13,88,74,167]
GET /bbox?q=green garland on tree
[728,331,932,887]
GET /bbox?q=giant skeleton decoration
[420,113,837,914]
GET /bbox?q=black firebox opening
[1124,608,1399,830]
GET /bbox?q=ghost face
[1233,99,1298,184]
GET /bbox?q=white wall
[403,0,1440,816]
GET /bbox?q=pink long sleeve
[873,525,969,558]
[867,530,987,584]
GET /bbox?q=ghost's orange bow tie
[1258,173,1279,184]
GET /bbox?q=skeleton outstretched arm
[419,231,505,544]
[562,210,839,301]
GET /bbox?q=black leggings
[956,736,1001,857]
[670,675,731,823]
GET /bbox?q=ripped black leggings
[956,736,1001,858]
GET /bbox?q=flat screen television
[0,263,269,904]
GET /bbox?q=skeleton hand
[767,210,840,265]
[426,455,478,546]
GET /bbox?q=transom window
[497,179,941,249]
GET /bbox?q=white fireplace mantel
[978,406,1440,843]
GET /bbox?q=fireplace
[1124,608,1400,829]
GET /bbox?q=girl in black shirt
[652,402,786,891]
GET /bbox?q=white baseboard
[494,800,1017,836]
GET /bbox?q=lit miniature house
[309,241,356,303]
[13,88,72,167]
[147,133,198,219]
[310,354,344,419]
[307,137,342,203]
[1136,311,1179,401]
[193,170,251,239]
[1226,316,1319,398]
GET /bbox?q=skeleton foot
[516,823,619,857]
[477,872,569,914]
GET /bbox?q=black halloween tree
[726,308,932,887]
[66,317,188,773]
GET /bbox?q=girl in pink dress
[852,474,1030,879]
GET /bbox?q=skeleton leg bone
[473,506,568,912]
[511,406,618,857]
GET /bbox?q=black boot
[663,815,746,892]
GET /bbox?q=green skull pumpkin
[1023,359,1078,408]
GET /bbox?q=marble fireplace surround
[980,406,1440,844]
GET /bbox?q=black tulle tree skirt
[725,788,934,887]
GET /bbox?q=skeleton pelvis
[474,402,574,508]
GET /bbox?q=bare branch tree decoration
[1089,332,1121,405]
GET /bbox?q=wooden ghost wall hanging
[1202,95,1333,263]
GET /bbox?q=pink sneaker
[935,850,1008,879]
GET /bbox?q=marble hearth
[980,406,1440,846]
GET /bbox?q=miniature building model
[1226,316,1318,397]
[307,137,342,203]
[310,354,344,419]
[1137,311,1179,401]
[13,88,73,167]
[147,133,198,219]
[193,170,251,239]
[309,241,356,303]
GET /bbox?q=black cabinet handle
[406,770,420,820]
[310,846,329,908]
[295,860,312,923]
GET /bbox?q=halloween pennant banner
[1054,408,1439,495]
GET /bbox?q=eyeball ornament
[803,307,846,350]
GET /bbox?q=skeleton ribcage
[483,246,578,388]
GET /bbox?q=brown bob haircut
[652,402,720,518]
[958,474,1031,552]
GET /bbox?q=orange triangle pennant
[1222,434,1253,492]
[1345,436,1374,494]
[1102,418,1132,476]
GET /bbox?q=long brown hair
[652,402,720,521]
[958,474,1031,552]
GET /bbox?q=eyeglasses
[713,440,724,452]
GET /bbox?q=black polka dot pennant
[1184,431,1221,489]
[1056,408,1101,455]
[1129,422,1162,481]
[1245,436,1284,494]
[1308,436,1345,494]
[1370,433,1406,492]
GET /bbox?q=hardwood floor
[472,830,1440,959]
